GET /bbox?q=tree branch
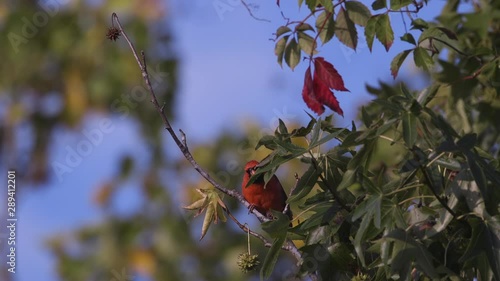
[110,12,303,262]
[240,0,270,22]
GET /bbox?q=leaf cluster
[254,83,500,280]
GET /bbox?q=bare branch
[110,12,303,262]
[241,0,270,22]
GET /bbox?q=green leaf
[306,0,319,12]
[263,166,279,184]
[252,155,296,182]
[418,26,458,43]
[299,202,338,230]
[346,139,375,169]
[400,33,416,45]
[319,0,333,12]
[411,18,429,30]
[390,0,412,10]
[260,234,287,280]
[361,106,371,127]
[310,128,346,148]
[413,47,433,72]
[400,83,414,101]
[465,151,488,198]
[255,135,277,150]
[275,35,289,67]
[335,7,358,50]
[416,84,439,105]
[375,14,394,51]
[277,118,289,135]
[316,11,335,44]
[390,49,411,79]
[459,218,500,280]
[276,26,291,37]
[375,118,398,136]
[385,229,439,278]
[365,14,394,52]
[296,22,314,32]
[402,111,417,147]
[372,0,387,10]
[309,118,322,146]
[291,115,316,136]
[359,171,383,194]
[297,31,317,55]
[261,211,290,237]
[353,210,373,266]
[424,164,444,194]
[337,168,357,191]
[457,133,477,151]
[273,139,306,155]
[288,164,321,203]
[345,1,371,26]
[284,37,301,70]
[365,16,377,51]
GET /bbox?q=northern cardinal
[242,160,293,220]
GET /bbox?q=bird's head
[244,160,259,177]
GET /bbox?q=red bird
[242,160,293,220]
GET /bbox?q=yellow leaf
[183,197,208,210]
[128,248,155,275]
[200,204,215,240]
[63,69,88,125]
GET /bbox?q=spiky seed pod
[237,253,260,273]
[106,27,121,41]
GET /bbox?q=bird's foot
[247,204,256,215]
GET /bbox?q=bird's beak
[246,167,256,176]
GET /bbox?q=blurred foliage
[0,0,176,183]
[47,123,300,281]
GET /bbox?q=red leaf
[313,73,344,116]
[314,57,349,92]
[302,67,325,115]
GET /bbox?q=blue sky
[5,0,446,280]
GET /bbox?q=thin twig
[223,205,272,248]
[223,205,302,258]
[110,12,303,263]
[240,0,270,22]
